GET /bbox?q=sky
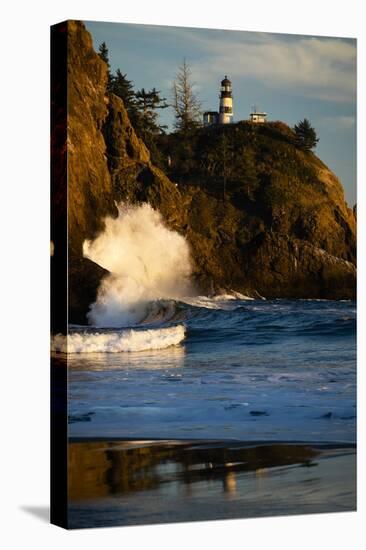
[85,20,357,206]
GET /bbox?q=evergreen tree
[294,118,319,151]
[98,42,112,90]
[135,87,168,136]
[98,41,110,68]
[135,87,169,166]
[231,148,258,200]
[172,60,201,134]
[110,69,140,127]
[220,132,231,200]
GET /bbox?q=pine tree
[98,42,112,90]
[294,118,319,151]
[110,69,140,126]
[98,42,110,68]
[135,87,168,136]
[134,88,168,166]
[172,60,201,134]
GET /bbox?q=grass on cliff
[157,121,326,211]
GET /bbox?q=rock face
[159,123,356,299]
[68,258,108,324]
[67,21,117,322]
[65,21,356,323]
[67,20,117,257]
[103,93,185,232]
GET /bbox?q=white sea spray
[83,203,193,327]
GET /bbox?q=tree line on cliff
[98,40,319,156]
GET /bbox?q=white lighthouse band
[218,75,233,124]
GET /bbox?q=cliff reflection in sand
[68,440,319,501]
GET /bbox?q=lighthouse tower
[218,76,233,124]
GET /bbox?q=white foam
[51,325,186,353]
[83,203,193,327]
[182,291,254,310]
[213,291,255,301]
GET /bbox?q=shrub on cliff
[294,118,319,151]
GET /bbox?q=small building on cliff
[250,107,267,123]
[203,111,219,126]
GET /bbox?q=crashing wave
[51,325,186,353]
[83,203,193,327]
[181,291,255,310]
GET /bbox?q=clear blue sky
[85,20,357,206]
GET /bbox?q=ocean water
[65,297,356,443]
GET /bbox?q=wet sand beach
[68,439,356,528]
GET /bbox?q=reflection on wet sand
[223,470,237,496]
[63,345,186,371]
[68,439,356,528]
[68,440,321,501]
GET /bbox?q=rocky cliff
[66,21,356,323]
[157,122,356,299]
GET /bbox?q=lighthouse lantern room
[218,76,233,124]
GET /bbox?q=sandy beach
[68,439,356,528]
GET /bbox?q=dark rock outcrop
[244,232,355,299]
[68,257,108,324]
[66,21,356,323]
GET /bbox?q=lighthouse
[202,76,234,126]
[218,76,233,124]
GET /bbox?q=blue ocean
[66,297,356,444]
[56,205,356,527]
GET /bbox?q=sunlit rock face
[67,21,188,323]
[67,20,117,258]
[66,21,356,324]
[157,121,356,300]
